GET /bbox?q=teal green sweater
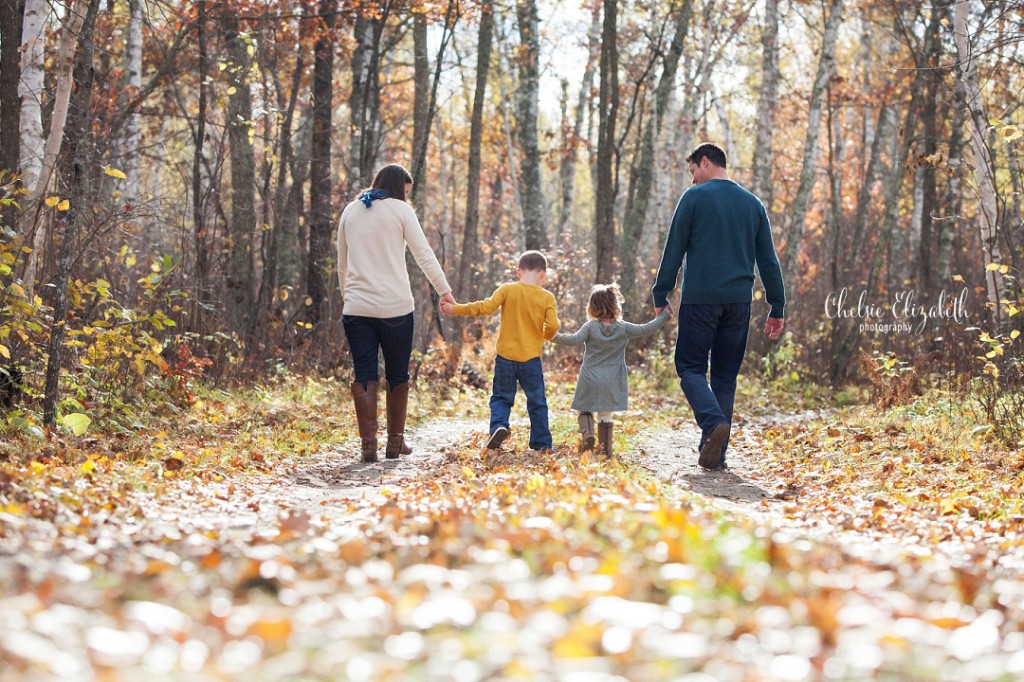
[652,179,785,318]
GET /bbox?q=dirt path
[135,418,482,540]
[630,411,1024,578]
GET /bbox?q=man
[652,143,785,470]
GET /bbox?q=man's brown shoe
[698,422,730,470]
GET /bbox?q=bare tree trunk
[412,13,429,174]
[307,0,336,326]
[750,0,778,205]
[620,0,692,310]
[954,0,1003,327]
[256,42,304,339]
[0,0,24,184]
[411,0,459,199]
[782,0,842,298]
[594,0,618,283]
[916,3,948,294]
[457,0,494,301]
[515,0,547,250]
[348,8,389,195]
[559,4,600,237]
[42,0,99,428]
[122,0,143,204]
[937,111,963,284]
[223,13,256,336]
[191,0,209,333]
[21,0,86,292]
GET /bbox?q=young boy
[441,251,560,451]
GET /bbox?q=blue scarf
[358,189,389,207]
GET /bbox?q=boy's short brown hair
[588,283,623,321]
[518,250,548,272]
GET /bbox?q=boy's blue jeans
[489,355,552,450]
[675,303,751,465]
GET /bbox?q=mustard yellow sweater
[453,282,560,362]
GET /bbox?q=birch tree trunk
[516,0,547,250]
[17,0,45,205]
[782,0,843,299]
[620,0,692,310]
[749,0,778,205]
[594,0,619,283]
[953,0,1004,327]
[21,0,86,293]
[457,0,494,301]
[122,0,143,204]
[307,0,336,327]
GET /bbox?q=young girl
[553,284,670,457]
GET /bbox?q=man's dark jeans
[675,303,751,465]
[343,313,415,388]
[489,355,552,450]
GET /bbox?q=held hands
[439,292,457,317]
[655,304,675,318]
[764,316,784,340]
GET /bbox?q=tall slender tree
[222,12,257,335]
[620,0,692,310]
[515,0,547,250]
[594,0,619,283]
[782,0,843,299]
[457,0,495,301]
[307,0,337,326]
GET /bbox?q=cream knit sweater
[336,198,451,318]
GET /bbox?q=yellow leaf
[57,199,70,211]
[44,196,60,207]
[0,344,9,359]
[952,274,965,283]
[986,263,1001,271]
[999,124,1023,142]
[227,86,238,95]
[104,166,127,179]
[1012,330,1020,340]
[80,459,96,474]
[461,466,475,479]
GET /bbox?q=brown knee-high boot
[385,382,412,458]
[578,412,596,452]
[597,421,614,458]
[351,381,379,463]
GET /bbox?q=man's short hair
[518,250,548,272]
[686,143,727,169]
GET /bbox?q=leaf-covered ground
[1,376,1023,681]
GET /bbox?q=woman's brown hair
[370,164,414,201]
[588,283,623,321]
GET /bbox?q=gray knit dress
[553,310,670,412]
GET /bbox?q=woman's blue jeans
[675,303,751,465]
[489,355,552,450]
[343,313,414,389]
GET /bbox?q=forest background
[0,0,1022,427]
[3,1,1024,680]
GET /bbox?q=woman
[337,164,454,463]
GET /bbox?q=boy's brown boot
[597,421,614,458]
[385,382,412,458]
[578,412,596,452]
[351,381,379,463]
